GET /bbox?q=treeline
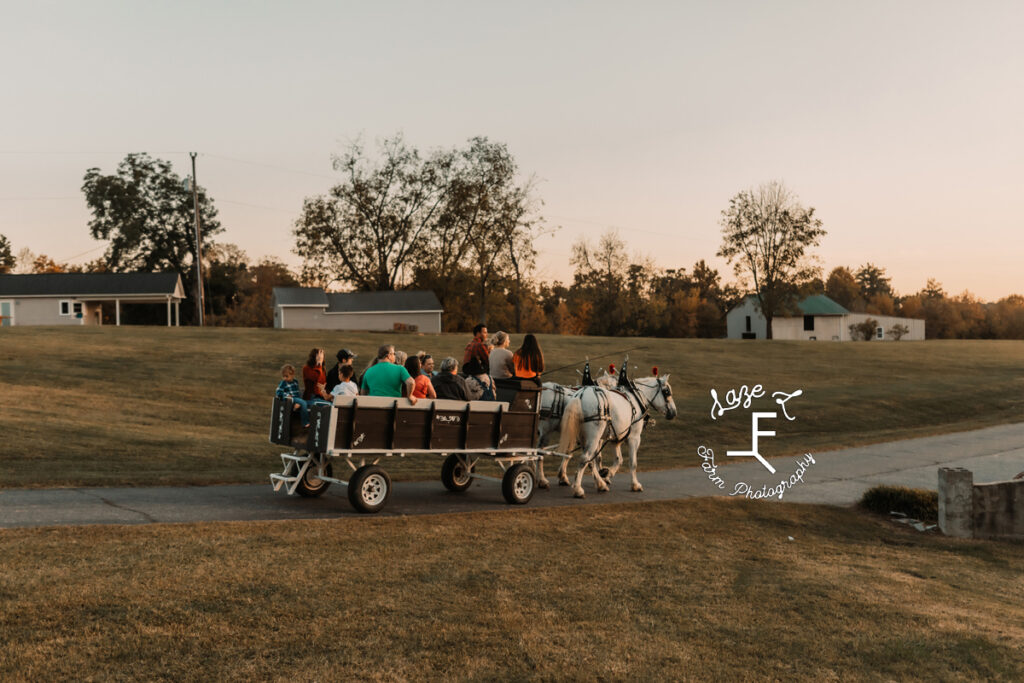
[2,139,1022,338]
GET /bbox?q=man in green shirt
[361,344,418,404]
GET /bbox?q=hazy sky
[2,1,1021,300]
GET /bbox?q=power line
[546,214,678,238]
[201,152,335,181]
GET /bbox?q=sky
[2,0,1021,300]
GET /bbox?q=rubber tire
[295,457,332,498]
[501,463,535,505]
[348,464,392,513]
[441,454,475,492]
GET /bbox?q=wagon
[268,378,543,513]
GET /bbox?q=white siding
[726,297,769,339]
[277,306,442,333]
[10,298,83,326]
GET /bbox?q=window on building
[803,315,814,331]
[876,326,884,340]
[59,300,71,316]
[745,315,751,332]
[72,302,83,317]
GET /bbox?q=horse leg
[572,432,602,498]
[591,451,610,493]
[605,443,623,482]
[557,450,571,486]
[627,435,643,492]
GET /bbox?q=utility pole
[190,152,205,326]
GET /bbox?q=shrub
[860,485,938,521]
[849,317,879,341]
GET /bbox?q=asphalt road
[2,422,1022,528]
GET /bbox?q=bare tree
[718,181,826,339]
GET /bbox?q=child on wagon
[330,364,360,398]
[275,364,310,427]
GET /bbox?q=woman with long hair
[302,347,331,402]
[405,355,436,399]
[512,334,544,379]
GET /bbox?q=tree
[294,135,452,291]
[82,153,222,322]
[0,234,14,273]
[718,181,826,339]
[856,263,893,298]
[825,266,860,309]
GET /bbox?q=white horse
[556,375,677,498]
[536,373,616,489]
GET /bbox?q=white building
[0,272,186,327]
[726,294,925,341]
[272,288,443,333]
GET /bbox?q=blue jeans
[288,397,311,426]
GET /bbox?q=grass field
[0,498,1021,680]
[1,326,1022,488]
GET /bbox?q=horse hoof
[558,480,569,487]
[631,484,643,492]
[573,489,586,499]
[538,479,549,490]
[599,467,610,479]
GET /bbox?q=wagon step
[270,473,299,492]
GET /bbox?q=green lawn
[1,326,1022,487]
[1,498,1021,680]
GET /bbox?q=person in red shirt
[302,348,332,403]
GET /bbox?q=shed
[0,272,186,327]
[273,287,443,333]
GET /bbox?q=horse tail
[557,395,584,456]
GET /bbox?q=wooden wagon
[268,378,543,513]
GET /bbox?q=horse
[536,372,616,489]
[556,375,677,498]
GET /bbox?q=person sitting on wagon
[360,344,418,405]
[488,331,515,380]
[275,364,310,427]
[417,352,435,376]
[463,323,495,400]
[325,348,357,393]
[512,334,544,381]
[330,364,359,398]
[431,357,470,401]
[302,348,332,403]
[405,355,437,399]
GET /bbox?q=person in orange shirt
[512,334,544,380]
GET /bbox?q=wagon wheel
[348,465,392,513]
[295,456,332,498]
[501,464,535,505]
[441,454,475,492]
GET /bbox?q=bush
[860,485,938,521]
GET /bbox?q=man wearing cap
[325,348,358,393]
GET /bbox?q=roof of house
[326,290,442,313]
[796,294,849,316]
[728,293,850,316]
[272,287,329,307]
[0,272,183,298]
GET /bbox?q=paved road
[2,423,1022,528]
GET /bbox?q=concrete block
[973,479,1024,540]
[938,467,973,538]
